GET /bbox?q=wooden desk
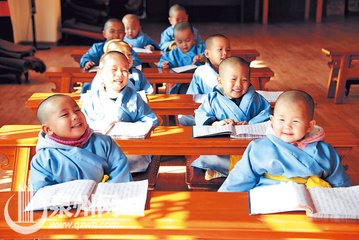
[1,191,358,239]
[71,48,260,65]
[25,93,201,116]
[261,0,323,24]
[322,48,359,104]
[0,125,357,191]
[45,67,273,93]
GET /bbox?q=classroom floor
[0,15,359,191]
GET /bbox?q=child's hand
[192,54,206,65]
[161,61,170,69]
[234,121,248,125]
[212,119,235,126]
[84,61,95,71]
[144,45,154,51]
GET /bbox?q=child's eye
[279,118,285,122]
[60,113,68,117]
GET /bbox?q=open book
[132,47,152,54]
[256,90,283,103]
[104,121,153,139]
[249,182,359,219]
[171,65,197,73]
[193,121,269,138]
[25,180,148,216]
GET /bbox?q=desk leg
[12,147,31,191]
[327,64,337,98]
[335,56,350,104]
[263,0,269,25]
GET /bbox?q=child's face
[169,10,188,26]
[103,22,125,41]
[205,38,231,69]
[101,54,129,93]
[218,63,250,99]
[43,97,88,141]
[270,101,315,143]
[123,18,141,39]
[174,28,195,53]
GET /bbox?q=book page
[231,121,270,138]
[88,66,99,73]
[256,90,283,103]
[249,182,314,215]
[171,65,197,73]
[106,122,152,139]
[132,47,152,53]
[89,180,148,216]
[307,185,359,219]
[192,124,233,138]
[25,180,96,211]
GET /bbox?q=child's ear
[168,17,173,25]
[102,30,107,39]
[270,115,274,122]
[217,76,222,86]
[204,49,210,58]
[41,124,54,136]
[307,119,316,133]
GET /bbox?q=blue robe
[187,61,219,95]
[218,133,352,192]
[124,31,160,50]
[82,86,158,173]
[158,43,205,94]
[90,67,153,94]
[80,41,142,68]
[159,25,204,51]
[29,130,132,191]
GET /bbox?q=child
[219,90,351,192]
[192,57,271,177]
[28,94,132,191]
[91,40,153,94]
[160,4,204,51]
[80,18,141,70]
[158,22,206,94]
[179,34,231,126]
[122,14,160,50]
[82,51,158,173]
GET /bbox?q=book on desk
[100,121,153,139]
[249,182,359,219]
[25,179,148,216]
[171,65,198,73]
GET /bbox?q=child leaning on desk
[191,57,271,179]
[81,51,158,173]
[28,94,132,192]
[122,14,160,51]
[160,4,204,51]
[178,34,232,126]
[90,40,153,94]
[158,22,206,94]
[218,90,351,192]
[80,18,141,71]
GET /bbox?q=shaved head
[122,14,139,23]
[169,4,186,17]
[37,94,72,124]
[99,51,129,69]
[219,56,250,78]
[275,90,315,119]
[205,34,229,49]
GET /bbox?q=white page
[192,124,233,138]
[89,180,148,216]
[132,47,152,53]
[88,66,99,73]
[25,180,96,211]
[107,122,152,139]
[249,182,313,215]
[256,90,283,103]
[231,121,270,138]
[307,185,359,219]
[171,65,197,73]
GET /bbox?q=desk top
[1,191,358,239]
[321,48,359,57]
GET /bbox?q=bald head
[169,4,186,17]
[37,94,73,124]
[104,18,122,31]
[219,56,250,78]
[122,14,139,23]
[276,90,315,119]
[205,34,230,49]
[103,39,131,53]
[99,51,129,69]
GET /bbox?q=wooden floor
[0,16,359,191]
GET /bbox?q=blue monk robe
[124,31,160,50]
[29,129,132,191]
[158,43,205,94]
[187,61,219,95]
[82,86,158,173]
[90,67,153,94]
[191,85,271,176]
[160,25,204,51]
[80,41,142,68]
[218,126,351,192]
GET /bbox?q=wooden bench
[45,66,274,93]
[70,48,260,65]
[0,125,356,191]
[322,48,359,104]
